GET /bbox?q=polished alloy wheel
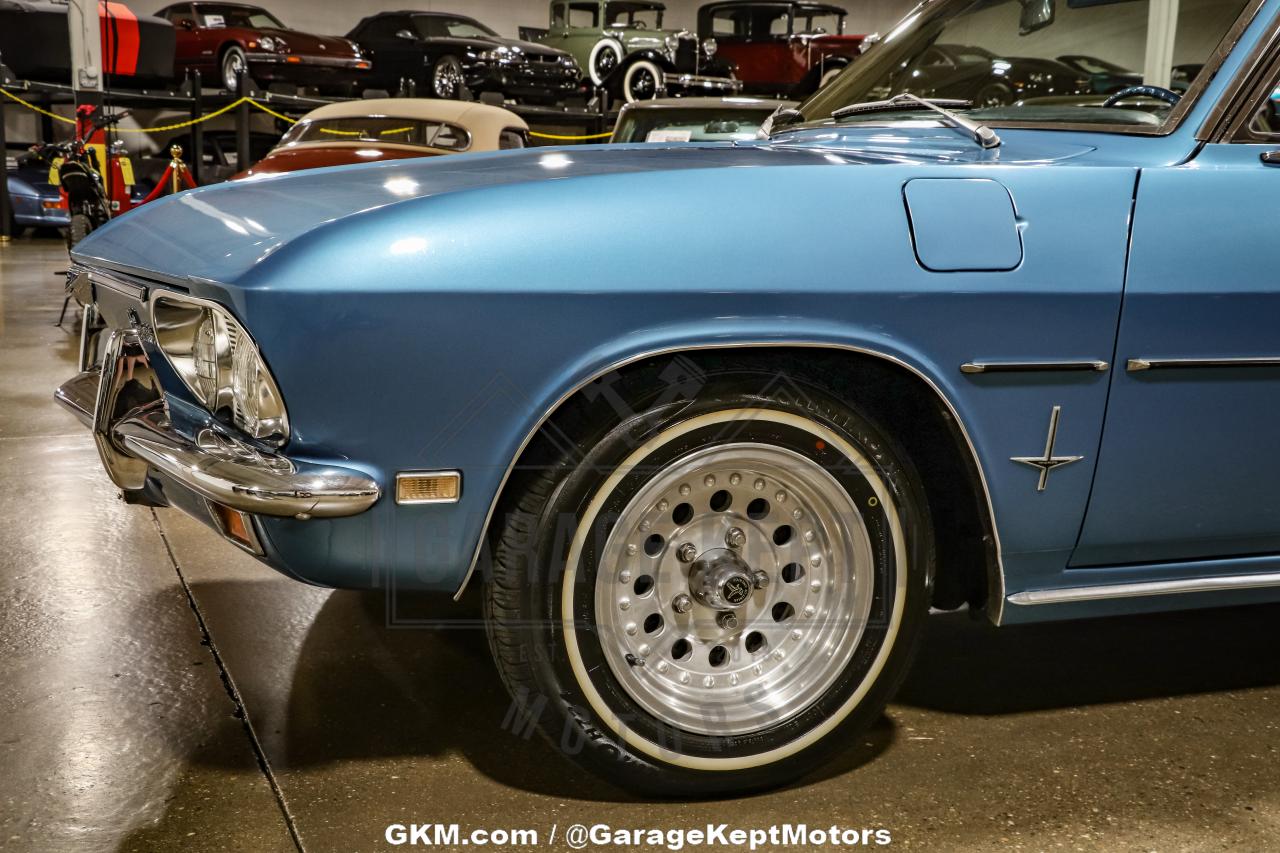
[222,48,247,92]
[594,443,874,735]
[433,57,464,98]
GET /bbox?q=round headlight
[151,295,289,444]
[702,37,717,57]
[258,36,276,51]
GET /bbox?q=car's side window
[551,3,567,27]
[1231,60,1280,140]
[710,10,745,38]
[164,3,193,25]
[499,129,527,150]
[567,3,599,28]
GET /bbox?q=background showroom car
[531,0,740,102]
[696,0,866,96]
[156,1,371,92]
[230,98,529,179]
[347,11,581,104]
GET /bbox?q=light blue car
[59,0,1280,796]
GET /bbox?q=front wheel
[221,46,254,92]
[622,59,663,103]
[484,365,932,795]
[431,55,466,99]
[67,212,92,248]
[973,81,1013,108]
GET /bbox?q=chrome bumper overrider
[55,328,380,520]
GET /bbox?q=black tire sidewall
[495,376,931,794]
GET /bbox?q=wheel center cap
[688,548,755,611]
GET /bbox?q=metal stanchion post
[190,70,204,185]
[236,67,250,172]
[0,98,10,243]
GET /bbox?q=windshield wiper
[762,106,805,136]
[830,92,1001,149]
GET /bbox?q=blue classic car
[58,0,1280,796]
[7,150,69,231]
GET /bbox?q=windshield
[413,15,499,39]
[615,107,776,142]
[278,117,470,151]
[795,10,844,36]
[196,4,284,29]
[606,2,664,29]
[797,0,1251,131]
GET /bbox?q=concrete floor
[2,234,1279,853]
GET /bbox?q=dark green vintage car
[532,0,740,102]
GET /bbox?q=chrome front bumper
[55,328,380,521]
[662,73,742,94]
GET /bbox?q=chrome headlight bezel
[702,37,717,58]
[150,293,289,446]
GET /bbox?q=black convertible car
[887,43,1090,107]
[347,11,581,104]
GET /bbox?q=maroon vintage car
[154,2,370,93]
[697,0,864,97]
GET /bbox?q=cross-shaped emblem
[1011,405,1083,492]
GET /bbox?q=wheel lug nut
[716,611,739,630]
[752,569,770,589]
[677,542,698,563]
[672,594,693,614]
[725,527,746,549]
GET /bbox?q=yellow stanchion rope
[3,87,612,140]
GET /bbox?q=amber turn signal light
[209,502,260,552]
[396,471,461,505]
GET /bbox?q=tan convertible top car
[233,98,530,179]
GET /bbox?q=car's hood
[431,34,567,58]
[72,128,1094,287]
[258,28,360,56]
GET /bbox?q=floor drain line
[150,510,308,853]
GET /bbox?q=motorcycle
[31,105,135,247]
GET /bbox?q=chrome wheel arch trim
[453,340,1009,626]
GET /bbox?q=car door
[354,15,419,89]
[1073,65,1280,567]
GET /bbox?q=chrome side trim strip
[453,341,1008,625]
[1127,356,1280,371]
[961,360,1109,375]
[1007,572,1280,606]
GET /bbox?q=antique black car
[347,11,581,104]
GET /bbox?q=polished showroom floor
[2,234,1279,852]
